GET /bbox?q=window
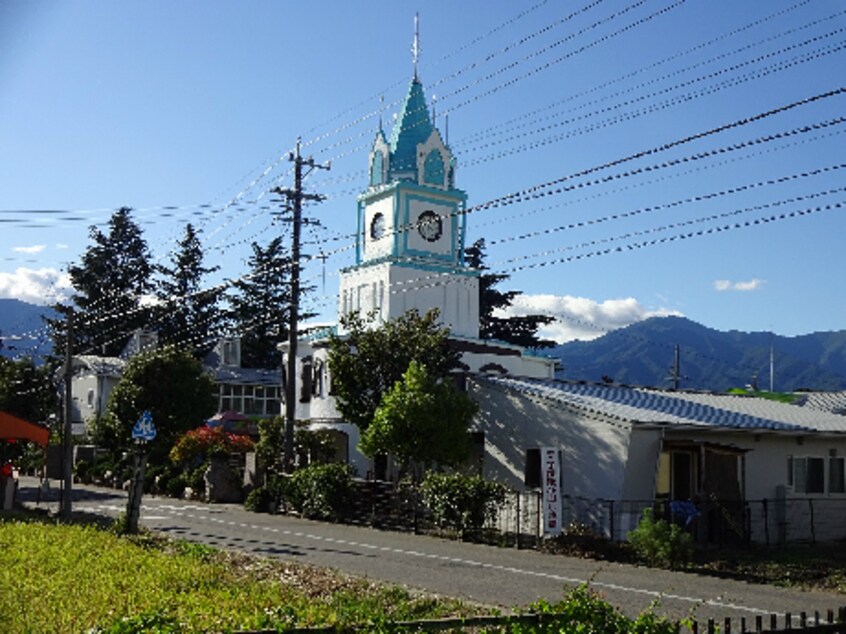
[370,150,384,186]
[87,388,95,408]
[218,384,281,417]
[830,456,845,494]
[791,456,825,494]
[222,339,240,367]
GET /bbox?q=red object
[0,411,49,447]
[1,463,11,477]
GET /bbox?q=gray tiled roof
[480,376,846,434]
[792,391,846,416]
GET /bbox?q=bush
[628,508,693,569]
[284,463,353,521]
[170,426,254,465]
[244,486,273,513]
[420,472,506,538]
[526,584,678,633]
[74,459,91,483]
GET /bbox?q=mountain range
[3,298,846,391]
[551,315,846,392]
[0,298,57,360]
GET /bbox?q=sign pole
[126,410,156,534]
[126,441,146,534]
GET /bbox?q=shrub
[284,463,353,521]
[628,508,693,569]
[169,426,254,466]
[245,485,273,513]
[526,584,678,634]
[420,472,507,538]
[74,459,91,483]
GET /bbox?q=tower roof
[388,78,433,174]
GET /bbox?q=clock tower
[338,61,479,338]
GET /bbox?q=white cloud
[13,244,46,254]
[498,294,683,344]
[713,278,765,292]
[0,267,73,305]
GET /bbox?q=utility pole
[61,312,74,519]
[670,344,680,390]
[272,139,329,474]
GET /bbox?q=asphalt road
[16,477,846,627]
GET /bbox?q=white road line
[125,503,777,618]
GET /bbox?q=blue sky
[2,0,845,344]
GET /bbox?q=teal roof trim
[388,79,433,175]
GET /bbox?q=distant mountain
[0,298,57,360]
[552,316,846,392]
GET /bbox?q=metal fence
[487,490,846,546]
[325,481,846,547]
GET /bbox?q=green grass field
[0,515,473,633]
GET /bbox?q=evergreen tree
[155,223,223,357]
[464,238,556,349]
[49,207,153,358]
[227,237,292,369]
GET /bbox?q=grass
[0,514,475,633]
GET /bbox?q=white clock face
[417,210,442,242]
[370,212,386,240]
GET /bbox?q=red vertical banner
[541,447,562,537]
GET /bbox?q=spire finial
[412,13,421,81]
[378,94,385,132]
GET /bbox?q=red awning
[0,411,49,447]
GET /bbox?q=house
[69,334,281,439]
[472,375,846,543]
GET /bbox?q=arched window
[370,150,385,186]
[423,150,445,186]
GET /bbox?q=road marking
[105,499,783,619]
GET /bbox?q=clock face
[370,212,385,240]
[417,210,442,242]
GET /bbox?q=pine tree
[155,223,223,357]
[227,237,293,369]
[464,238,556,349]
[49,207,153,358]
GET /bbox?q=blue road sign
[131,410,156,441]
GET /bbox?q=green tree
[360,360,476,474]
[464,238,556,349]
[49,207,154,358]
[98,345,216,463]
[155,223,223,357]
[0,356,55,424]
[227,237,292,369]
[327,309,461,432]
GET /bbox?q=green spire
[388,78,433,175]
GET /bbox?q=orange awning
[0,411,49,447]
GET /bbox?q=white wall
[469,378,635,499]
[338,262,479,339]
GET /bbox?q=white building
[282,62,556,477]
